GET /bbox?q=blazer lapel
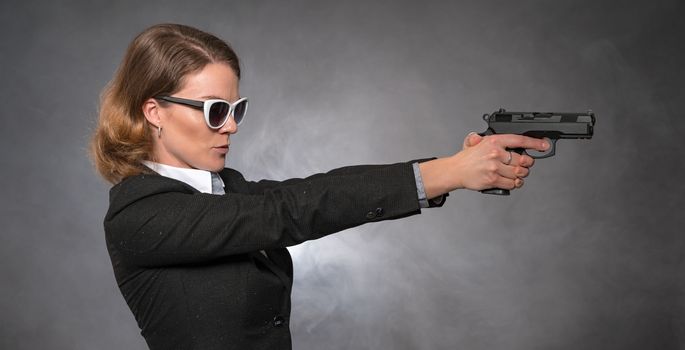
[218,168,247,194]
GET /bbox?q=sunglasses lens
[208,101,229,128]
[233,100,248,125]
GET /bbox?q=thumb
[463,132,483,149]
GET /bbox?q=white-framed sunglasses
[155,95,248,129]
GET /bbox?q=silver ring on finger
[504,151,513,165]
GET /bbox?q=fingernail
[541,141,549,149]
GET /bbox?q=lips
[213,144,229,154]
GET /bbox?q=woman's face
[147,62,240,172]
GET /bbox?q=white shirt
[142,161,225,194]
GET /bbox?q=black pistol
[478,108,596,195]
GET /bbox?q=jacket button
[273,315,285,327]
[366,211,376,219]
[375,208,384,217]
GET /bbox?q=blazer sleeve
[224,157,448,207]
[105,161,424,267]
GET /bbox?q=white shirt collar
[142,160,224,194]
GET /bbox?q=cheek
[173,110,209,137]
[165,113,212,156]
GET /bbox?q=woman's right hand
[418,133,549,198]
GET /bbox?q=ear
[142,98,162,128]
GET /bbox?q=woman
[91,23,546,350]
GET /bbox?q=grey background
[1,0,684,349]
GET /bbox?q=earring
[157,125,162,138]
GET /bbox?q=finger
[462,132,483,149]
[501,150,513,165]
[514,166,530,178]
[509,152,535,168]
[515,178,524,188]
[516,154,535,168]
[502,154,532,178]
[497,163,520,180]
[494,176,517,190]
[491,134,549,152]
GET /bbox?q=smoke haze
[1,0,683,349]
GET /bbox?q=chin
[209,162,225,172]
[194,160,224,173]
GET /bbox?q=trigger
[523,138,556,159]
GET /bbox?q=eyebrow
[199,95,240,101]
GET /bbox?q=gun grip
[480,188,511,196]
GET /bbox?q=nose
[219,116,238,134]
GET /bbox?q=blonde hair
[90,23,241,184]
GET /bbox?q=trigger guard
[523,138,556,159]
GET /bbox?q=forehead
[178,63,239,100]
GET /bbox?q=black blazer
[104,160,446,350]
